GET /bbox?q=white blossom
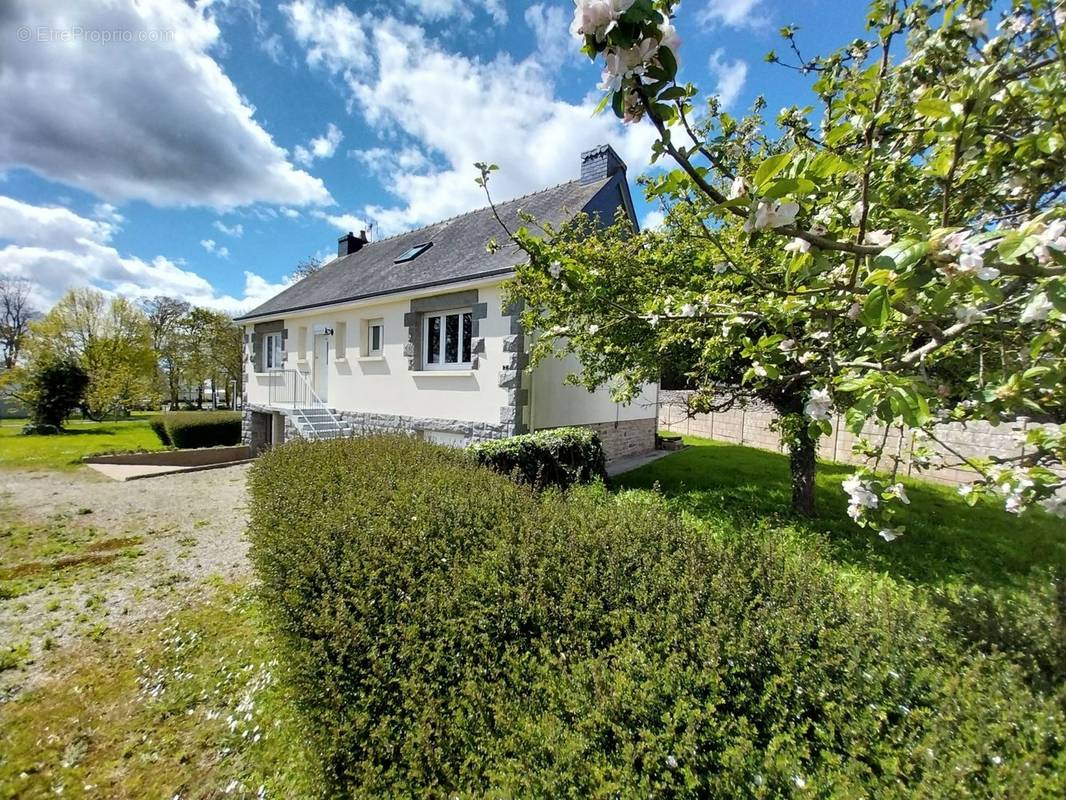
[1040,485,1066,518]
[878,527,903,542]
[784,237,810,254]
[843,474,879,521]
[850,201,864,226]
[665,754,679,769]
[961,16,988,37]
[658,15,681,59]
[746,200,799,231]
[886,483,910,504]
[646,314,660,327]
[808,223,828,237]
[804,388,832,421]
[570,0,635,42]
[957,483,976,498]
[779,338,797,352]
[1035,219,1066,264]
[587,323,600,334]
[954,306,986,324]
[752,362,767,377]
[680,303,697,317]
[847,301,862,320]
[549,261,562,279]
[792,775,807,789]
[728,176,750,199]
[864,229,893,247]
[713,262,730,274]
[1020,292,1054,323]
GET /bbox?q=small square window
[367,319,384,356]
[394,242,432,263]
[264,332,283,370]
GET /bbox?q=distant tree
[28,288,158,419]
[26,358,89,429]
[0,274,37,369]
[293,255,324,280]
[141,296,191,407]
[181,307,243,408]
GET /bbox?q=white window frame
[367,318,384,356]
[422,308,472,371]
[264,332,283,370]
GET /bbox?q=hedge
[148,416,171,447]
[152,411,240,449]
[248,436,1064,797]
[468,426,607,490]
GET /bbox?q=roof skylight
[394,242,432,263]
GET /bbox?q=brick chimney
[580,144,626,184]
[337,230,368,257]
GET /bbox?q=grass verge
[0,418,166,471]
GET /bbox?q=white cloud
[200,239,230,259]
[312,210,369,233]
[293,123,344,166]
[709,50,749,109]
[213,220,244,238]
[641,209,665,230]
[284,4,656,235]
[698,0,768,28]
[0,195,288,313]
[282,0,372,75]
[525,4,578,65]
[402,0,508,25]
[92,203,125,227]
[0,0,330,209]
[280,207,301,219]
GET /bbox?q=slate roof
[237,178,612,320]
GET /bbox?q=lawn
[0,417,166,471]
[617,436,1065,593]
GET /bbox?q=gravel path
[0,464,252,698]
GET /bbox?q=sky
[0,0,873,315]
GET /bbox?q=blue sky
[0,0,873,313]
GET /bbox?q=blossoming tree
[479,0,1065,531]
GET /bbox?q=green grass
[0,583,314,799]
[616,436,1065,592]
[0,417,166,471]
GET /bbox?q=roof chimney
[580,144,626,184]
[338,230,368,257]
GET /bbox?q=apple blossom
[746,200,799,231]
[784,237,810,254]
[1020,293,1054,323]
[728,176,750,200]
[878,528,904,542]
[804,388,832,421]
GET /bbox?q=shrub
[27,359,89,429]
[248,436,1064,797]
[148,416,171,447]
[468,426,607,490]
[160,411,240,449]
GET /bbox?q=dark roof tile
[237,178,610,320]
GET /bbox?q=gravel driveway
[0,464,251,698]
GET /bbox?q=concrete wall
[658,390,1057,487]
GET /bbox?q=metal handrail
[266,368,327,410]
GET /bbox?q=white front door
[313,334,329,402]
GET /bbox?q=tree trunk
[789,423,817,517]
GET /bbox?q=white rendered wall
[530,349,658,429]
[245,282,512,425]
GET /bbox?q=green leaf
[761,177,817,200]
[807,152,853,179]
[611,90,624,120]
[872,240,929,272]
[657,86,687,102]
[861,286,891,328]
[887,208,931,235]
[916,97,952,119]
[824,123,853,147]
[753,153,792,190]
[593,92,611,116]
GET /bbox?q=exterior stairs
[292,407,351,441]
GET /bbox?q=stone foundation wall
[658,390,1058,487]
[337,410,514,443]
[582,417,658,463]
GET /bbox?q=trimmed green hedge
[152,411,240,449]
[468,426,607,490]
[148,416,171,447]
[248,436,1064,797]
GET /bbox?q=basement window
[394,242,432,263]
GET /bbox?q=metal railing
[267,369,326,410]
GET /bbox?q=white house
[235,145,658,462]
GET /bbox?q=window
[394,242,432,263]
[423,309,472,370]
[264,332,283,370]
[367,318,384,356]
